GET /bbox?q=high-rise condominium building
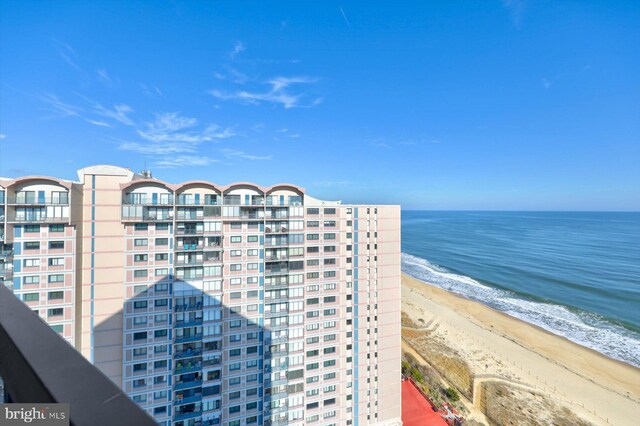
[0,165,401,426]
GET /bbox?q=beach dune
[401,273,640,426]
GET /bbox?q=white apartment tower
[0,165,401,426]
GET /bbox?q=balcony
[174,360,202,374]
[7,214,69,223]
[176,243,203,251]
[6,196,69,206]
[265,227,289,234]
[122,212,174,222]
[174,333,203,344]
[176,228,204,236]
[0,284,156,425]
[122,195,174,206]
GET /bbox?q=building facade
[0,165,401,426]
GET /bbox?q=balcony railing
[122,196,174,206]
[0,284,156,425]
[7,215,69,223]
[6,196,69,205]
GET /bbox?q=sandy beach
[401,273,640,426]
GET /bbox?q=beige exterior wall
[1,166,402,426]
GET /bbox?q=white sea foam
[402,253,640,367]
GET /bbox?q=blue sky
[1,1,638,210]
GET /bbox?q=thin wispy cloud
[542,78,551,90]
[41,93,83,118]
[140,84,163,97]
[214,65,250,84]
[339,7,351,28]
[96,68,119,87]
[502,0,527,29]
[153,155,218,169]
[0,134,6,140]
[229,40,245,59]
[221,149,272,161]
[95,103,135,125]
[54,41,81,71]
[211,76,321,109]
[372,142,392,149]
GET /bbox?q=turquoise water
[401,211,640,367]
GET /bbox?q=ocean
[401,211,640,368]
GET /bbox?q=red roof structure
[402,379,449,426]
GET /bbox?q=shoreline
[401,272,640,425]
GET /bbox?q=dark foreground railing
[0,284,156,426]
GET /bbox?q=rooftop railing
[0,284,156,425]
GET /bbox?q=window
[134,300,148,309]
[48,291,64,300]
[133,363,147,372]
[132,379,146,388]
[49,241,64,249]
[247,263,258,270]
[49,224,64,232]
[230,236,241,243]
[307,246,319,253]
[323,233,336,240]
[324,245,336,252]
[23,293,39,302]
[153,406,166,415]
[155,268,169,277]
[229,391,241,400]
[133,316,147,325]
[24,242,40,250]
[307,208,319,214]
[48,308,63,316]
[154,283,168,292]
[155,223,169,231]
[134,254,148,262]
[324,208,336,214]
[155,238,168,246]
[24,276,39,285]
[23,258,40,267]
[133,332,147,340]
[324,271,336,278]
[230,264,241,271]
[133,347,147,356]
[230,250,242,257]
[306,221,319,227]
[247,249,258,256]
[134,270,148,278]
[307,234,319,240]
[247,235,258,242]
[48,275,65,283]
[134,238,148,246]
[154,299,168,307]
[229,320,241,328]
[50,325,63,333]
[48,257,64,266]
[25,225,40,233]
[307,259,319,266]
[155,253,168,261]
[134,223,148,231]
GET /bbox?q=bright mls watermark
[0,404,68,425]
